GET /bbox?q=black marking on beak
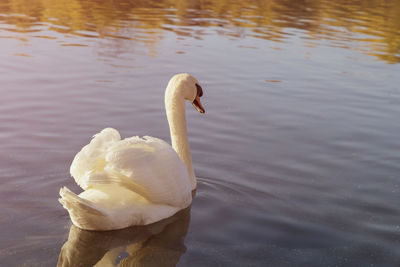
[193,83,205,113]
[196,83,203,97]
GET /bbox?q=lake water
[1,0,400,266]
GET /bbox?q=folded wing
[69,128,192,207]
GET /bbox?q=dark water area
[1,0,400,266]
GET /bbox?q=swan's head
[166,73,205,114]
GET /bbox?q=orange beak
[192,96,205,113]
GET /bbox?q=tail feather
[59,187,107,229]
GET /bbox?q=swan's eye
[195,83,203,97]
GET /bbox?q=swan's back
[70,128,192,207]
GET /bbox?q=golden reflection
[0,0,399,63]
[57,207,191,267]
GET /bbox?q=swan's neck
[165,89,196,190]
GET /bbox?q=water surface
[0,0,400,266]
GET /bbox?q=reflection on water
[0,0,400,62]
[58,207,190,267]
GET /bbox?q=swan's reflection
[58,206,191,267]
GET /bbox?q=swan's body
[59,74,205,230]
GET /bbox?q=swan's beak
[192,96,205,114]
[192,84,205,114]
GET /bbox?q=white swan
[59,73,205,231]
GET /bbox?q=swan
[59,73,205,231]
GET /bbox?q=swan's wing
[70,128,121,188]
[71,130,191,207]
[102,136,192,207]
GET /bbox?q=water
[1,0,400,266]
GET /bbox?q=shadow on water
[57,207,191,267]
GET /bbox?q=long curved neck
[165,87,196,190]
